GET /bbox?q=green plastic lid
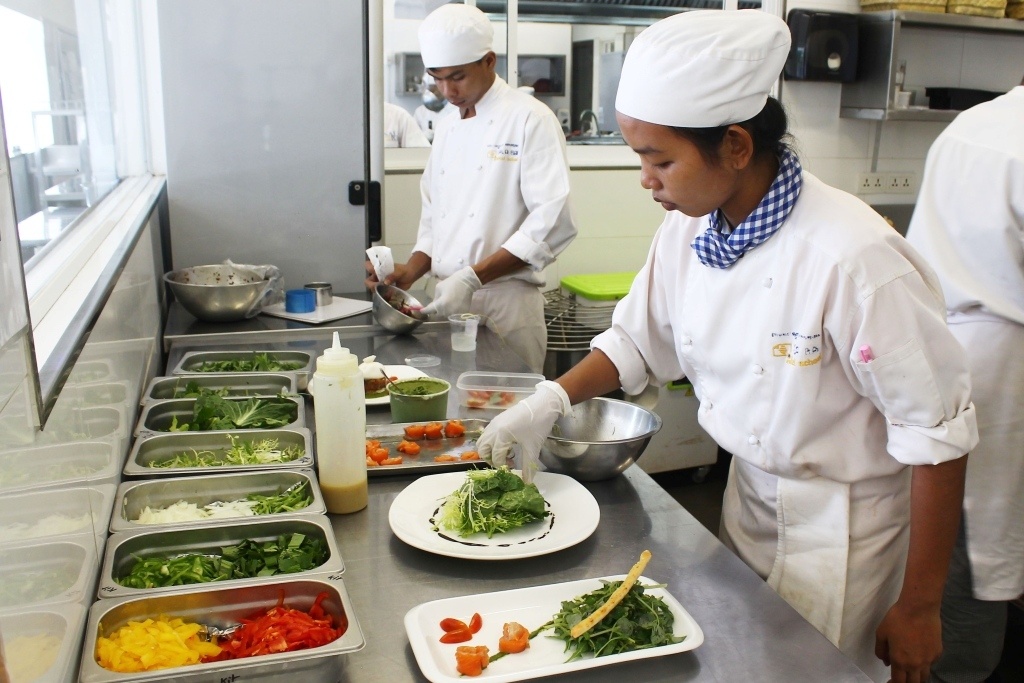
[560,272,636,301]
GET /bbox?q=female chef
[477,10,978,683]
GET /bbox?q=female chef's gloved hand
[421,266,481,318]
[477,380,572,484]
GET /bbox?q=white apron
[722,458,910,682]
[948,315,1024,601]
[470,280,546,374]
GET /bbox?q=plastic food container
[98,516,344,599]
[111,469,325,533]
[0,441,120,495]
[0,605,86,683]
[387,378,450,423]
[79,578,365,683]
[456,371,544,411]
[0,484,115,544]
[0,538,98,611]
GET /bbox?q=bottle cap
[317,332,358,374]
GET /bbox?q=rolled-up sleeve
[501,112,576,270]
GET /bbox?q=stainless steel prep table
[161,318,872,682]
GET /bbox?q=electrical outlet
[857,172,916,195]
[858,173,886,193]
[889,172,916,194]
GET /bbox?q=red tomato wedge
[468,613,482,633]
[439,627,472,644]
[439,618,469,633]
[455,645,490,676]
[498,621,530,654]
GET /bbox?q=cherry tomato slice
[468,613,482,634]
[440,618,469,633]
[439,627,473,644]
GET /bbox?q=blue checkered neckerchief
[691,149,803,269]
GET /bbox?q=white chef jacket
[906,86,1024,601]
[413,76,576,286]
[414,102,457,142]
[593,171,977,680]
[384,103,430,148]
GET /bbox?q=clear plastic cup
[448,313,481,352]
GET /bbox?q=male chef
[374,3,576,373]
[906,74,1024,683]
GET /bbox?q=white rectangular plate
[405,575,703,683]
[261,296,372,324]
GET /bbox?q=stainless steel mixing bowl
[373,284,427,334]
[164,265,269,322]
[540,397,662,481]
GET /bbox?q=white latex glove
[421,266,481,318]
[477,380,572,483]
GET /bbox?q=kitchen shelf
[840,11,1024,122]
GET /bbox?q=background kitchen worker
[414,74,456,142]
[369,3,577,373]
[905,74,1024,683]
[477,10,977,683]
[384,102,431,148]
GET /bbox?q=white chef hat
[616,10,791,128]
[419,3,494,69]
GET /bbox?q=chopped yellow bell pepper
[95,614,221,673]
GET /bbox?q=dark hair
[670,96,792,165]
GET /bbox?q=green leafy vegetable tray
[134,395,305,436]
[123,428,314,478]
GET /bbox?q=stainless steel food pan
[365,418,489,477]
[0,484,115,543]
[143,373,297,403]
[134,395,305,436]
[98,515,344,599]
[62,381,132,407]
[111,469,325,533]
[0,441,120,494]
[0,604,86,683]
[0,538,98,612]
[123,428,313,478]
[80,578,365,683]
[172,349,313,390]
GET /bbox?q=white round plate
[366,365,428,405]
[388,470,600,560]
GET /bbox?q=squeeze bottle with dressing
[313,332,367,514]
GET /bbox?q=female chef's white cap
[419,4,494,69]
[616,10,791,128]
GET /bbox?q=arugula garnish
[436,467,548,538]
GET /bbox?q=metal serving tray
[80,578,365,683]
[0,441,120,495]
[111,469,325,533]
[0,538,98,612]
[0,484,116,544]
[98,515,344,599]
[134,395,305,436]
[366,419,489,477]
[143,373,297,403]
[172,349,314,390]
[0,604,86,683]
[123,428,313,478]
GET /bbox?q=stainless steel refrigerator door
[158,0,368,291]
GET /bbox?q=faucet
[578,110,599,137]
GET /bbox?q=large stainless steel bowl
[373,284,427,334]
[164,265,269,322]
[540,397,662,481]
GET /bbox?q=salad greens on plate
[435,467,548,538]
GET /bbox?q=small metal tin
[0,441,120,495]
[80,578,365,683]
[143,373,297,403]
[134,395,305,436]
[111,469,325,533]
[304,282,333,307]
[98,516,344,599]
[124,428,313,478]
[0,538,98,612]
[0,484,115,544]
[0,604,86,683]
[172,349,314,390]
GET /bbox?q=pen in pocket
[859,345,874,363]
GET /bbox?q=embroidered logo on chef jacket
[487,143,520,162]
[771,331,822,367]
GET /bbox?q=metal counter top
[163,325,871,682]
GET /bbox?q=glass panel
[0,0,119,266]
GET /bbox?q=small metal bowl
[165,265,270,322]
[373,284,427,334]
[540,397,662,481]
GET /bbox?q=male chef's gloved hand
[477,380,572,484]
[421,266,481,319]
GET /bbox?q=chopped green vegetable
[191,353,304,373]
[168,395,297,431]
[435,467,548,538]
[148,434,305,468]
[117,532,329,588]
[171,381,229,399]
[247,481,313,514]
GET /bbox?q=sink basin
[566,134,625,146]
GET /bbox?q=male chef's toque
[477,380,572,484]
[422,266,482,319]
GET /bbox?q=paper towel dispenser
[784,9,858,83]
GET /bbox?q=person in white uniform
[371,3,577,373]
[384,102,430,148]
[477,11,978,683]
[413,74,457,142]
[905,76,1024,683]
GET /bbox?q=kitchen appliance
[784,9,858,83]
